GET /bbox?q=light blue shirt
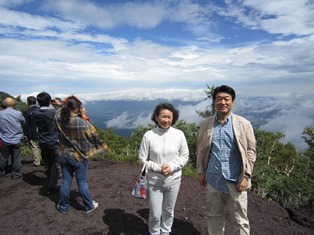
[0,107,25,144]
[206,114,242,192]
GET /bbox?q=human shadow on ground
[23,171,46,186]
[103,208,200,235]
[103,208,148,235]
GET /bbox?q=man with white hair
[0,97,26,179]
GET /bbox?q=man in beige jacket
[197,85,256,235]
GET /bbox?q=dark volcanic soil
[0,156,313,235]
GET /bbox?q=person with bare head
[32,92,61,195]
[138,102,189,235]
[51,97,63,110]
[0,97,26,179]
[197,85,257,235]
[23,96,42,166]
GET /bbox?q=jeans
[39,144,60,189]
[0,141,22,178]
[58,153,94,213]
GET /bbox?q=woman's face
[155,109,173,129]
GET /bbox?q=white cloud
[3,33,314,98]
[258,96,314,149]
[221,0,314,36]
[104,99,206,131]
[41,0,214,35]
[1,1,313,98]
[0,0,313,152]
[177,101,207,123]
[0,7,84,32]
[100,92,314,151]
[106,112,131,129]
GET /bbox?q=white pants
[206,182,250,235]
[148,179,181,235]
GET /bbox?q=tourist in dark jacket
[32,92,60,195]
[23,96,42,166]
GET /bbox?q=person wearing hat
[0,97,26,179]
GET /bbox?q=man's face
[214,92,234,116]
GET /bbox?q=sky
[0,0,314,150]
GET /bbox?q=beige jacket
[196,113,257,188]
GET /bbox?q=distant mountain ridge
[85,99,200,138]
[84,98,272,139]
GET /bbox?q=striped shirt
[206,114,242,192]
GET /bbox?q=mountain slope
[0,155,313,235]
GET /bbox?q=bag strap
[55,119,88,160]
[141,161,148,176]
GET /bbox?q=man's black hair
[213,85,236,101]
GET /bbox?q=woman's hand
[161,163,172,176]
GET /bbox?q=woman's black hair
[60,96,82,125]
[213,85,236,101]
[151,102,179,126]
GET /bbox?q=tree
[196,84,216,118]
[253,129,285,197]
[0,91,27,112]
[302,126,314,160]
[253,128,313,208]
[301,126,314,208]
[96,127,128,160]
[128,124,154,153]
[174,120,199,168]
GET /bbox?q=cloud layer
[0,0,313,98]
[1,0,313,151]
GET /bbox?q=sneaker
[56,204,67,214]
[85,201,98,214]
[12,173,23,180]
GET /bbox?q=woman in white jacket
[139,103,189,235]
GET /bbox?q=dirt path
[0,156,313,235]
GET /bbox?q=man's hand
[237,177,249,192]
[198,173,207,186]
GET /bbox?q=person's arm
[196,118,214,187]
[237,121,256,191]
[84,122,109,152]
[244,122,257,176]
[198,173,207,186]
[19,112,26,126]
[138,133,162,172]
[196,120,208,186]
[80,107,90,123]
[163,131,189,175]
